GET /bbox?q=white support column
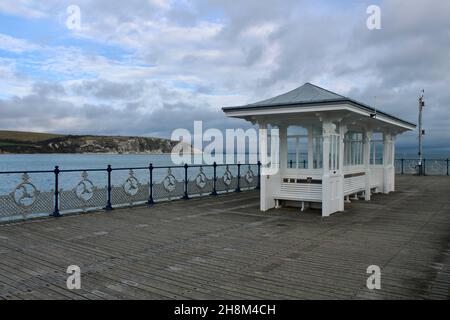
[279,124,287,172]
[391,135,396,192]
[259,121,281,211]
[321,121,342,217]
[259,121,270,211]
[308,125,314,169]
[323,126,330,173]
[363,130,373,200]
[338,124,347,211]
[322,124,331,216]
[383,133,394,193]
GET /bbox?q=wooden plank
[0,176,449,299]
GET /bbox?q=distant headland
[0,130,179,154]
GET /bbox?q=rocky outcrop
[0,134,180,154]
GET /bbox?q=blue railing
[1,158,448,222]
[0,162,261,222]
[285,158,450,176]
[394,158,450,176]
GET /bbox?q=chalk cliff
[0,131,180,154]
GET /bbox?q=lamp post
[418,90,425,175]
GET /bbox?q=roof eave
[222,98,347,111]
[222,99,416,131]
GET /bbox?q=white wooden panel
[344,175,366,195]
[274,180,322,202]
[370,166,384,188]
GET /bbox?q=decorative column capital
[322,122,337,136]
[340,124,349,136]
[257,119,267,128]
[383,132,393,143]
[364,130,373,141]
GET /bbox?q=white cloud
[0,33,39,53]
[0,0,47,18]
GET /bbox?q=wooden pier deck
[0,176,449,300]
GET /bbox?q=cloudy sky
[0,0,448,154]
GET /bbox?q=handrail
[0,161,262,222]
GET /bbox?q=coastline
[0,151,174,155]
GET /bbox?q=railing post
[447,159,449,176]
[51,166,60,217]
[423,158,426,176]
[235,162,241,192]
[148,163,154,205]
[211,162,217,196]
[183,163,189,200]
[256,161,261,190]
[105,165,113,211]
[401,158,404,175]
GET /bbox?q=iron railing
[395,158,450,176]
[0,162,261,222]
[1,158,448,222]
[287,158,450,176]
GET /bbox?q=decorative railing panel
[395,159,450,176]
[60,186,108,212]
[395,159,420,175]
[216,165,238,193]
[153,168,185,201]
[111,169,149,207]
[425,160,448,175]
[187,166,214,197]
[59,171,108,212]
[239,164,258,190]
[0,173,54,220]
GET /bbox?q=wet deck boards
[0,176,449,299]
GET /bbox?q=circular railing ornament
[123,169,139,196]
[13,173,37,207]
[75,171,94,202]
[244,166,254,183]
[223,166,233,186]
[195,167,207,189]
[163,168,177,192]
[429,161,444,174]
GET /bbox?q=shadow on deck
[0,176,449,299]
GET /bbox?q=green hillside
[0,130,66,143]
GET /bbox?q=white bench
[343,172,366,196]
[273,178,322,210]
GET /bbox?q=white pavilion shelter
[223,83,416,216]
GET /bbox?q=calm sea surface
[0,153,176,172]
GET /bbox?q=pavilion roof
[249,82,346,106]
[222,83,416,129]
